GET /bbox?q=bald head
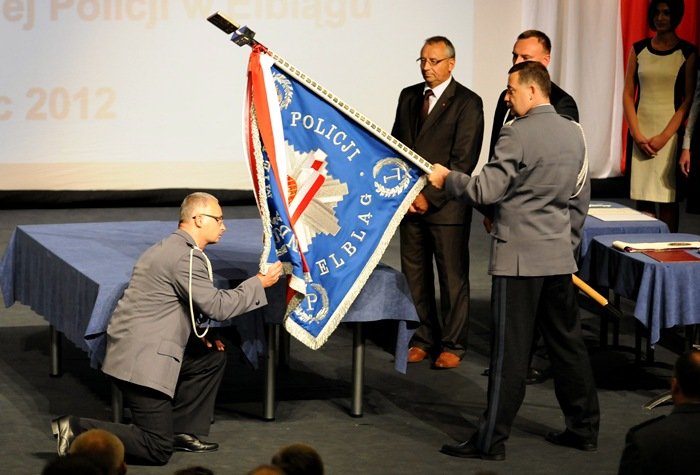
[179,192,219,224]
[178,192,227,250]
[271,443,324,475]
[69,429,127,475]
[672,349,700,404]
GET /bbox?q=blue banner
[247,49,426,348]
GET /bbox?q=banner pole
[207,11,432,174]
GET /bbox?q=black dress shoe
[525,367,550,385]
[545,430,597,451]
[174,433,219,453]
[51,415,78,456]
[440,439,505,461]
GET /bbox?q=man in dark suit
[51,192,283,465]
[618,348,700,474]
[489,29,578,158]
[391,36,484,369]
[429,61,598,460]
[486,29,579,385]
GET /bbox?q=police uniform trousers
[476,274,600,453]
[76,335,227,465]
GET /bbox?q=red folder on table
[642,250,700,263]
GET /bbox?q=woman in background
[623,0,696,232]
[679,70,700,214]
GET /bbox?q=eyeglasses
[194,213,224,224]
[416,57,452,67]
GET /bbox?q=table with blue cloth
[578,202,669,347]
[580,201,669,268]
[579,232,700,359]
[0,219,419,419]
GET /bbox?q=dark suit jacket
[488,82,578,158]
[618,403,700,475]
[391,77,484,225]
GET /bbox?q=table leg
[646,339,655,363]
[263,324,279,421]
[612,293,621,347]
[645,313,655,363]
[632,322,656,363]
[49,325,62,377]
[635,321,643,364]
[350,322,364,417]
[599,303,608,348]
[279,326,290,370]
[586,284,615,349]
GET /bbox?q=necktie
[420,89,434,122]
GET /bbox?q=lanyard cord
[571,122,589,199]
[188,246,213,338]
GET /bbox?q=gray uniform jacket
[101,229,268,398]
[445,104,590,277]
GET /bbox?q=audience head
[271,442,324,475]
[69,429,126,475]
[512,29,552,66]
[419,36,456,89]
[648,0,684,32]
[247,464,285,475]
[505,61,552,117]
[671,348,700,404]
[173,467,214,475]
[42,454,105,475]
[178,192,226,249]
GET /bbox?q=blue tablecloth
[0,220,418,372]
[579,233,700,345]
[579,201,669,271]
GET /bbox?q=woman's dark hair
[648,0,685,31]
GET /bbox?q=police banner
[240,37,430,349]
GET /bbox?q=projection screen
[0,0,475,192]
